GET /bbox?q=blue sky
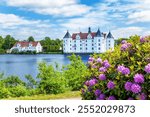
[0,0,149,40]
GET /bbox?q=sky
[0,0,150,40]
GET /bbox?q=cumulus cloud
[5,0,91,17]
[0,13,41,28]
[0,0,149,39]
[112,27,144,38]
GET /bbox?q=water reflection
[0,54,89,81]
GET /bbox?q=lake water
[0,54,90,81]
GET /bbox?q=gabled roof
[107,31,114,38]
[63,31,71,38]
[72,32,96,40]
[96,29,102,37]
[13,41,39,47]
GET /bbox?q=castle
[63,27,114,53]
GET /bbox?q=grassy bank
[4,91,81,100]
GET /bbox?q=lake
[0,54,90,81]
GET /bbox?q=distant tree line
[0,35,63,54]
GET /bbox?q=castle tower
[106,31,114,50]
[63,30,72,53]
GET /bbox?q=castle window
[109,40,110,43]
[75,48,76,50]
[92,47,94,50]
[99,44,100,46]
[86,44,87,46]
[86,40,87,42]
[92,40,94,42]
[80,44,82,46]
[70,44,71,46]
[109,44,110,46]
[80,47,82,50]
[86,48,87,50]
[70,48,71,50]
[70,41,71,43]
[98,39,100,42]
[80,40,82,42]
[92,44,94,46]
[99,48,100,50]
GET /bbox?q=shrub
[63,54,90,90]
[8,85,28,97]
[0,87,11,99]
[37,62,68,94]
[81,35,150,100]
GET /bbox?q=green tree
[2,35,17,50]
[63,54,90,90]
[27,36,35,42]
[37,62,68,94]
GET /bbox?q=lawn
[4,91,81,100]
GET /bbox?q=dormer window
[87,34,92,39]
[76,34,80,39]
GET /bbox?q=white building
[10,41,42,53]
[63,27,114,53]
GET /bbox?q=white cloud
[128,10,150,23]
[112,27,144,38]
[0,13,56,40]
[5,0,91,17]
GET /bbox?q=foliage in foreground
[0,54,87,99]
[81,35,150,100]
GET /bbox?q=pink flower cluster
[120,40,132,51]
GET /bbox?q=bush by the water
[63,54,89,90]
[81,35,150,100]
[37,62,68,94]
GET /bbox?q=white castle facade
[63,27,114,53]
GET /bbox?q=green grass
[4,91,81,100]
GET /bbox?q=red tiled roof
[13,41,39,47]
[71,32,108,40]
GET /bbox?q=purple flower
[121,43,132,51]
[117,65,125,72]
[127,43,132,47]
[108,96,116,100]
[99,74,106,80]
[85,81,89,86]
[137,93,147,100]
[117,65,130,75]
[99,67,107,72]
[88,57,94,62]
[97,58,102,63]
[94,89,101,97]
[121,40,127,44]
[102,60,110,68]
[121,44,128,51]
[89,79,97,86]
[107,81,115,89]
[144,63,150,73]
[131,84,141,94]
[122,68,130,75]
[134,73,144,83]
[125,82,133,91]
[140,37,146,43]
[128,97,134,100]
[96,94,106,100]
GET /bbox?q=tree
[2,35,17,50]
[63,54,90,90]
[27,36,35,42]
